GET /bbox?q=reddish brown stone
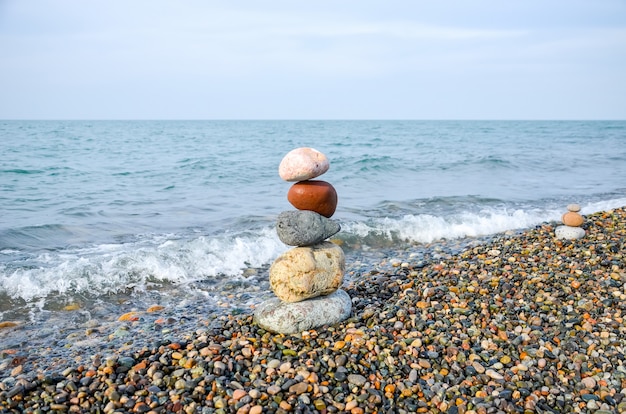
[562,211,584,227]
[287,180,338,218]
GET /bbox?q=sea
[1,120,626,337]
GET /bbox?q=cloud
[1,0,625,119]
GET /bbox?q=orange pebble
[118,311,140,321]
[232,389,247,401]
[133,361,147,371]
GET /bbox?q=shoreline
[1,207,625,413]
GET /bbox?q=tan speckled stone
[269,242,345,302]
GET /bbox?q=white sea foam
[581,198,626,215]
[0,227,286,303]
[343,207,557,245]
[343,197,626,246]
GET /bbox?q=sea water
[1,120,626,326]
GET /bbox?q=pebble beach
[1,207,626,414]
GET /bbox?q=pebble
[581,377,597,389]
[1,207,625,414]
[267,385,281,395]
[347,374,367,387]
[472,361,485,374]
[289,382,308,395]
[485,369,504,380]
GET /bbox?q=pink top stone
[278,147,329,182]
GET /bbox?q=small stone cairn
[254,148,352,334]
[555,203,586,240]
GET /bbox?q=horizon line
[2,118,625,122]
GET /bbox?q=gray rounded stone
[555,225,585,240]
[276,210,341,246]
[254,289,352,334]
[566,203,581,212]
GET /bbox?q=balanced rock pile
[254,148,352,334]
[555,203,586,239]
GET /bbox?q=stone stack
[254,148,352,334]
[555,203,586,240]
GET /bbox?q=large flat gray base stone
[254,289,352,334]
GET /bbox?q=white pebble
[486,369,504,380]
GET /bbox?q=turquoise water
[1,120,626,321]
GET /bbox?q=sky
[1,1,625,120]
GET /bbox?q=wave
[340,196,626,246]
[353,155,395,173]
[2,196,625,308]
[0,224,86,251]
[340,208,556,247]
[1,166,78,176]
[435,155,517,173]
[0,228,286,304]
[1,169,44,174]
